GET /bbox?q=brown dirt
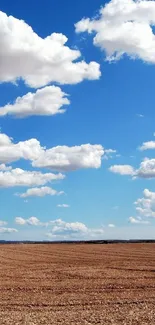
[0,243,155,324]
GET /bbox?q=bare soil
[0,243,155,324]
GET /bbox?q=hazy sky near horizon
[1,0,155,240]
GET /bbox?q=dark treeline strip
[0,240,155,245]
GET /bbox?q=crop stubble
[0,243,155,324]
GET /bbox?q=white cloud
[129,216,150,224]
[0,220,7,226]
[32,144,104,171]
[128,189,155,226]
[49,219,87,233]
[75,0,155,64]
[135,189,155,218]
[0,133,44,164]
[15,216,44,226]
[0,11,100,88]
[15,217,88,232]
[18,186,64,198]
[137,114,144,118]
[15,217,27,225]
[0,133,104,171]
[108,223,115,228]
[47,219,104,239]
[15,216,104,239]
[57,204,70,208]
[0,164,12,171]
[0,227,18,233]
[109,164,134,175]
[103,148,117,160]
[109,158,155,179]
[136,158,155,179]
[0,86,70,118]
[0,133,12,146]
[0,168,64,188]
[139,141,155,151]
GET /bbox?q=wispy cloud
[136,114,144,118]
[129,216,150,225]
[0,227,18,233]
[17,186,64,198]
[57,204,70,208]
[108,224,115,228]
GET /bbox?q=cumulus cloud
[0,168,64,188]
[32,144,104,171]
[75,0,155,64]
[15,217,87,231]
[0,133,104,171]
[0,164,12,171]
[109,164,134,175]
[0,133,12,146]
[18,186,64,198]
[15,216,104,239]
[49,219,87,233]
[0,220,7,226]
[47,218,104,239]
[0,11,100,88]
[15,216,44,226]
[128,189,155,225]
[139,141,155,151]
[136,158,155,178]
[129,216,150,224]
[57,204,70,208]
[0,86,70,118]
[134,189,155,218]
[0,227,18,233]
[109,158,155,179]
[0,133,44,164]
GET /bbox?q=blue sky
[1,0,155,240]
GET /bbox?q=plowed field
[0,243,155,324]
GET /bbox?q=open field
[0,243,155,324]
